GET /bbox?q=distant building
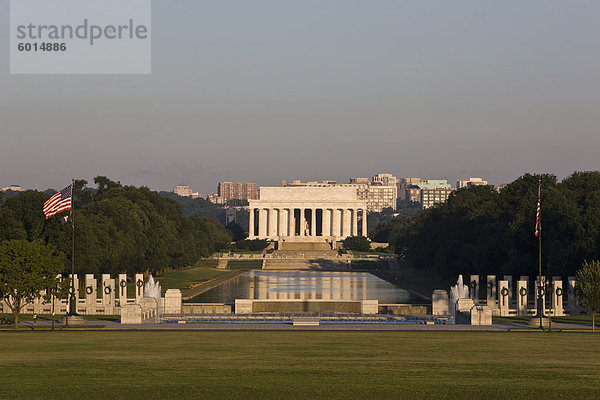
[421,187,455,209]
[191,192,202,199]
[406,185,422,203]
[399,178,454,208]
[173,183,193,197]
[371,173,398,186]
[282,178,396,213]
[398,177,425,201]
[206,193,226,204]
[1,185,23,192]
[217,182,258,201]
[349,177,369,184]
[457,177,488,189]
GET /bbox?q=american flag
[43,185,72,219]
[535,181,541,237]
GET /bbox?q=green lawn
[153,260,229,294]
[0,331,599,399]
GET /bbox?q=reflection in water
[190,270,416,304]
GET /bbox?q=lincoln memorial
[248,186,367,241]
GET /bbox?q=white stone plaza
[248,186,367,241]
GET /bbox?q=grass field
[1,331,599,399]
[151,260,229,294]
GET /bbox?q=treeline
[0,177,232,275]
[373,172,600,278]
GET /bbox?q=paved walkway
[6,319,595,332]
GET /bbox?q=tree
[342,236,371,252]
[226,222,247,242]
[576,260,600,332]
[0,240,66,329]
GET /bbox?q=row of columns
[249,207,367,238]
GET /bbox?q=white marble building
[248,186,367,240]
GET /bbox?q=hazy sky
[1,0,599,194]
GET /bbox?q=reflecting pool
[190,270,419,304]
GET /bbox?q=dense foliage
[342,236,371,252]
[233,239,269,252]
[576,260,600,332]
[0,177,232,275]
[0,240,66,328]
[381,172,600,278]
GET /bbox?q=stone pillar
[352,209,358,236]
[279,209,288,237]
[269,208,278,238]
[470,275,479,302]
[117,273,127,305]
[432,290,449,315]
[164,289,182,314]
[248,208,255,238]
[486,275,497,309]
[135,273,144,304]
[552,280,564,316]
[289,208,295,236]
[517,280,528,316]
[258,209,267,238]
[503,275,513,306]
[568,276,577,315]
[360,209,366,237]
[311,208,316,237]
[343,209,351,237]
[101,274,115,307]
[322,209,331,236]
[498,280,510,316]
[69,274,80,308]
[300,208,306,236]
[535,276,546,316]
[85,274,97,307]
[332,209,340,237]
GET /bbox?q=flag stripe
[43,184,72,219]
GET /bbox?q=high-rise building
[457,177,488,189]
[399,178,454,208]
[421,187,455,209]
[217,182,258,201]
[371,173,398,186]
[398,177,425,201]
[173,183,193,197]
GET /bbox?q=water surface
[190,270,418,304]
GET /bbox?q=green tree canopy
[0,177,232,276]
[0,240,66,329]
[383,171,600,278]
[342,236,371,252]
[576,260,600,332]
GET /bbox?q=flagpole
[69,178,77,316]
[538,178,543,329]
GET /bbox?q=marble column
[289,208,295,236]
[322,209,331,236]
[352,209,358,236]
[332,209,340,237]
[269,208,278,237]
[361,209,367,237]
[279,208,288,237]
[258,209,267,237]
[343,209,351,237]
[248,208,255,238]
[311,208,316,237]
[300,208,306,236]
